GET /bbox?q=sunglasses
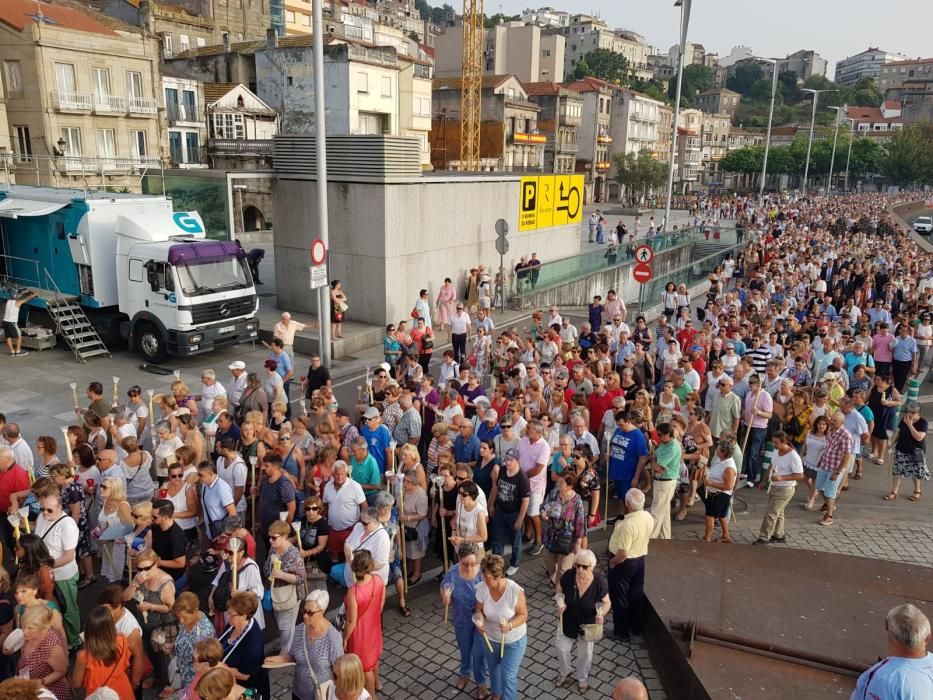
[575,564,590,570]
[169,473,183,479]
[40,507,56,514]
[137,565,154,572]
[269,534,281,540]
[306,506,320,512]
[303,608,321,617]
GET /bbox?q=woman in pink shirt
[871,324,894,378]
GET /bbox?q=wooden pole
[438,482,449,573]
[603,431,612,525]
[249,457,258,536]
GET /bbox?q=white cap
[228,360,246,370]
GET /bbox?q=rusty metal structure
[459,0,484,170]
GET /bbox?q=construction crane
[459,0,484,170]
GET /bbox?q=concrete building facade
[1,0,162,190]
[562,76,614,202]
[777,50,827,81]
[162,67,208,167]
[561,15,650,82]
[695,88,740,117]
[835,47,908,86]
[878,58,933,91]
[609,89,662,158]
[675,108,702,191]
[520,7,571,29]
[657,104,673,163]
[204,83,277,169]
[523,82,582,174]
[698,112,731,186]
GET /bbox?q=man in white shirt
[35,493,81,649]
[559,317,578,344]
[216,437,248,515]
[226,361,248,408]
[753,431,803,545]
[198,369,227,412]
[323,460,367,561]
[569,416,600,463]
[269,311,312,360]
[449,303,471,365]
[3,423,33,479]
[3,288,36,356]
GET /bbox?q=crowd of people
[0,191,930,700]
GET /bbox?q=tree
[629,78,672,106]
[573,49,630,85]
[612,150,666,205]
[801,74,836,92]
[777,71,801,105]
[483,13,520,28]
[726,62,764,95]
[749,79,773,102]
[672,64,716,104]
[719,147,762,175]
[879,122,933,186]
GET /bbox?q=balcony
[208,139,274,156]
[596,134,613,144]
[554,141,579,154]
[167,103,201,125]
[347,43,398,68]
[128,96,158,115]
[511,132,547,145]
[594,161,612,171]
[558,109,583,127]
[50,90,92,112]
[93,94,127,114]
[58,155,161,174]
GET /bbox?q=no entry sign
[633,262,653,283]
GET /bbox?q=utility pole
[801,88,837,192]
[313,0,331,366]
[663,0,691,231]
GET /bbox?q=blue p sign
[173,212,204,234]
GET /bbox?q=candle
[291,521,304,553]
[18,508,30,534]
[69,382,79,408]
[442,583,453,625]
[146,389,155,431]
[112,376,120,407]
[61,426,73,463]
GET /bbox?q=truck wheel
[136,323,168,364]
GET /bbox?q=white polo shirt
[323,479,366,531]
[769,449,803,489]
[217,454,248,513]
[35,513,80,581]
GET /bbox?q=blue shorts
[815,470,843,499]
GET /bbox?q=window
[3,60,21,93]
[301,13,311,26]
[163,33,173,55]
[197,37,206,48]
[381,76,392,97]
[357,72,369,92]
[129,259,144,282]
[126,71,143,99]
[91,67,111,98]
[54,62,76,94]
[182,89,197,120]
[14,125,31,162]
[285,10,295,22]
[169,131,183,164]
[60,126,82,155]
[416,96,431,116]
[212,113,245,139]
[185,132,200,163]
[97,129,116,158]
[130,130,147,159]
[180,34,190,52]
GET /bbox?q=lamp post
[758,58,778,197]
[800,88,837,192]
[826,106,844,193]
[312,0,332,367]
[843,117,856,193]
[663,0,691,232]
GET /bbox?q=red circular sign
[634,245,654,264]
[633,262,653,283]
[310,239,327,265]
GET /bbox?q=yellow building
[0,0,162,190]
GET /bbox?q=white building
[878,57,933,91]
[204,83,278,168]
[609,88,662,157]
[520,6,571,29]
[835,47,908,86]
[561,14,651,82]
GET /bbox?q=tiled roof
[562,76,621,93]
[883,100,902,110]
[522,81,560,96]
[884,57,933,66]
[202,83,239,104]
[0,0,118,35]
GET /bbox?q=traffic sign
[310,239,327,266]
[633,262,653,284]
[310,264,328,289]
[495,218,510,238]
[495,237,510,255]
[634,244,654,264]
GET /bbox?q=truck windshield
[174,257,251,296]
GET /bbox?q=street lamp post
[759,58,779,197]
[826,106,843,193]
[663,0,691,232]
[800,88,837,192]
[843,117,856,193]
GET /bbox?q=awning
[0,197,69,218]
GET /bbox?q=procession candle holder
[173,370,182,382]
[604,433,611,526]
[9,513,21,564]
[152,629,166,647]
[442,583,453,625]
[555,593,565,636]
[125,533,135,581]
[396,471,408,591]
[146,389,155,431]
[17,507,30,534]
[112,376,120,407]
[291,520,304,554]
[299,399,308,416]
[60,426,73,464]
[69,382,79,408]
[133,589,148,624]
[473,613,494,653]
[500,616,506,657]
[279,511,288,522]
[249,456,258,534]
[229,537,244,592]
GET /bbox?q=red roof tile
[0,0,118,35]
[883,100,901,110]
[522,81,561,96]
[884,57,933,66]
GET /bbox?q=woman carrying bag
[264,520,305,656]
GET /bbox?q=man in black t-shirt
[151,500,188,584]
[489,449,530,576]
[303,353,332,400]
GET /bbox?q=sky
[494,0,932,76]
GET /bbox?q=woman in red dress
[16,606,70,699]
[342,550,385,699]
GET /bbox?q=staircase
[43,272,110,363]
[692,241,733,260]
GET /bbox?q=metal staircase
[43,271,110,363]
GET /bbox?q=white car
[914,216,933,234]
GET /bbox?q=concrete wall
[273,176,580,325]
[539,34,565,83]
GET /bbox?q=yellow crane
[459,0,484,170]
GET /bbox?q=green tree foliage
[612,150,667,204]
[629,78,672,106]
[415,0,457,25]
[719,146,763,175]
[879,121,933,186]
[777,71,802,105]
[572,49,631,85]
[726,62,764,95]
[668,64,716,104]
[483,13,521,28]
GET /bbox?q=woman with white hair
[264,589,343,700]
[554,549,610,694]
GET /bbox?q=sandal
[407,575,422,586]
[674,510,688,521]
[476,687,491,700]
[803,499,816,510]
[819,515,834,526]
[718,536,733,544]
[399,605,412,617]
[77,576,97,589]
[853,471,862,480]
[456,677,469,690]
[910,491,922,502]
[883,492,898,501]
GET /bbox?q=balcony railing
[511,132,547,145]
[596,134,613,144]
[57,155,161,174]
[93,94,127,113]
[552,141,579,154]
[167,103,201,124]
[347,43,398,68]
[50,90,92,112]
[128,96,158,115]
[208,139,274,156]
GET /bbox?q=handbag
[410,309,420,319]
[271,575,299,612]
[580,622,604,643]
[404,525,418,541]
[421,336,434,350]
[548,531,573,555]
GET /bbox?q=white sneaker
[506,566,519,576]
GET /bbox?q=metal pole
[663,0,690,232]
[759,60,778,196]
[498,253,505,314]
[802,92,819,192]
[844,119,854,193]
[827,107,841,193]
[313,0,332,367]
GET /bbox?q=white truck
[0,186,259,362]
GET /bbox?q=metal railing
[208,139,274,155]
[93,94,127,113]
[50,90,92,111]
[128,96,158,114]
[0,254,42,292]
[3,153,165,195]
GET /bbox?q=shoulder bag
[270,558,299,612]
[301,628,335,700]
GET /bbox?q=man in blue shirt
[843,341,875,379]
[852,603,933,699]
[868,299,892,329]
[197,461,237,539]
[454,421,481,470]
[359,407,392,474]
[608,410,649,506]
[891,324,918,392]
[268,338,295,414]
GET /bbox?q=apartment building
[698,112,731,186]
[162,66,207,167]
[561,15,651,82]
[878,57,933,91]
[777,50,827,81]
[520,7,571,29]
[523,82,583,174]
[695,88,740,117]
[434,21,565,83]
[675,108,702,191]
[835,47,908,86]
[562,75,616,202]
[255,38,433,167]
[204,83,277,169]
[431,75,545,172]
[1,0,161,190]
[844,102,904,137]
[609,89,662,157]
[0,72,12,183]
[657,104,673,163]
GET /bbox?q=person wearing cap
[489,449,531,576]
[360,406,392,476]
[477,409,501,442]
[226,361,248,409]
[709,376,740,441]
[886,401,928,502]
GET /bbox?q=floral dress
[263,544,306,599]
[61,480,90,559]
[574,467,601,525]
[174,612,215,689]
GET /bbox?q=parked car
[913,216,933,235]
